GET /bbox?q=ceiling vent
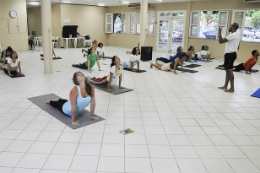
[244,0,260,2]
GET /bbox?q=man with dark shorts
[218,23,240,93]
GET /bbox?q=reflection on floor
[0,46,260,173]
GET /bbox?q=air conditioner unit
[128,3,150,8]
[244,0,260,2]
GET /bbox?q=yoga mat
[175,67,198,73]
[28,94,105,129]
[197,59,212,62]
[104,56,113,59]
[184,64,201,68]
[217,66,259,72]
[87,77,133,95]
[10,72,25,78]
[123,68,146,73]
[251,88,260,98]
[41,57,62,61]
[184,60,196,63]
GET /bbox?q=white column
[41,0,53,74]
[139,0,148,47]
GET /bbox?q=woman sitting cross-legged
[72,47,102,73]
[156,46,183,63]
[150,53,188,75]
[120,47,141,71]
[0,51,23,77]
[47,72,98,128]
[89,56,124,92]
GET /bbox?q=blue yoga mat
[197,59,212,62]
[251,88,260,98]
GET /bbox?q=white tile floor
[0,46,260,173]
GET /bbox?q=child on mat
[150,53,188,75]
[82,39,98,57]
[205,46,211,59]
[120,47,141,71]
[96,43,105,60]
[156,46,183,63]
[47,72,98,128]
[89,56,124,92]
[187,46,196,62]
[0,51,23,77]
[1,46,13,65]
[72,47,102,73]
[196,46,209,61]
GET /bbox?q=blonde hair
[177,46,182,52]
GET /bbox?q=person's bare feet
[218,86,226,90]
[225,89,235,93]
[46,100,51,104]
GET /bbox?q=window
[189,10,229,39]
[121,13,127,33]
[135,13,141,34]
[232,10,260,42]
[129,13,135,33]
[105,13,127,34]
[148,12,155,35]
[105,13,113,33]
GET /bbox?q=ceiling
[26,0,209,8]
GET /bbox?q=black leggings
[3,68,17,76]
[72,63,88,69]
[50,99,68,112]
[233,63,245,72]
[157,57,171,63]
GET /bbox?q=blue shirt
[170,51,182,62]
[62,86,92,116]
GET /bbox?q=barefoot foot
[225,89,235,93]
[218,86,227,90]
[150,64,153,68]
[46,100,51,104]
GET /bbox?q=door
[158,19,170,51]
[171,19,185,53]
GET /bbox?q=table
[62,37,84,48]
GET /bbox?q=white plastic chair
[54,36,59,48]
[83,34,92,47]
[38,36,43,46]
[52,36,56,47]
[33,37,38,46]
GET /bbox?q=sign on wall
[63,19,70,22]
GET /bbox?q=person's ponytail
[110,56,117,67]
[84,78,92,97]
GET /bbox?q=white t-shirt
[197,50,207,59]
[126,54,140,68]
[6,58,20,71]
[225,32,240,53]
[96,47,104,56]
[107,65,123,84]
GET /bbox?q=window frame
[105,13,113,33]
[128,12,136,34]
[147,11,156,35]
[189,10,230,40]
[135,12,141,34]
[216,11,230,38]
[231,10,247,41]
[121,13,127,34]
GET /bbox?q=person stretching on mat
[73,47,102,73]
[187,46,196,62]
[89,56,124,92]
[96,43,105,60]
[0,51,22,77]
[47,72,98,128]
[233,50,259,74]
[150,53,188,74]
[121,47,141,71]
[205,46,211,59]
[156,46,183,63]
[196,46,209,61]
[82,40,98,56]
[218,23,240,93]
[1,46,13,65]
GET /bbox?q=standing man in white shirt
[218,23,240,93]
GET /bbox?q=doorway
[157,11,186,53]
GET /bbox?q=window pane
[136,24,140,33]
[219,12,227,25]
[149,13,155,24]
[199,11,219,39]
[192,12,198,24]
[242,10,260,42]
[107,24,112,33]
[220,26,226,38]
[130,24,135,33]
[106,14,112,24]
[122,24,126,33]
[113,13,121,33]
[166,12,171,16]
[179,12,184,16]
[160,12,165,17]
[172,13,177,16]
[234,12,244,26]
[121,14,126,23]
[135,13,141,24]
[130,14,135,23]
[191,25,197,37]
[149,24,154,34]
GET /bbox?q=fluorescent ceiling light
[29,2,40,5]
[97,3,105,6]
[156,0,163,1]
[122,1,129,4]
[63,1,71,3]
